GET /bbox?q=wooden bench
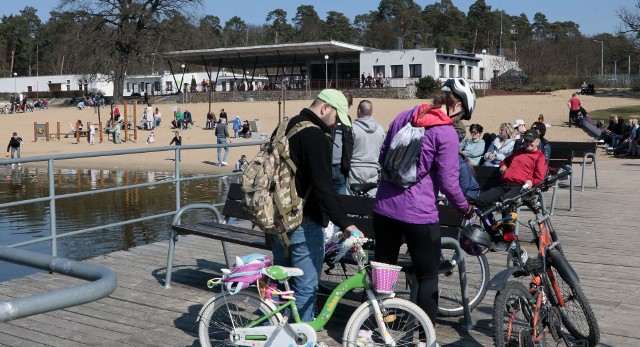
[165,182,474,326]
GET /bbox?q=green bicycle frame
[243,268,370,334]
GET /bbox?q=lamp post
[324,55,329,89]
[13,72,17,95]
[481,49,487,94]
[594,40,604,78]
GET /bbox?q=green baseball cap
[317,89,351,127]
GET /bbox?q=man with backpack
[244,89,360,322]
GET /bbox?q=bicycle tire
[547,266,600,347]
[198,292,282,347]
[343,297,436,347]
[436,251,490,317]
[493,281,546,347]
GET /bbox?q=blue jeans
[610,134,622,148]
[332,164,347,195]
[217,137,229,163]
[270,219,324,322]
[10,147,20,158]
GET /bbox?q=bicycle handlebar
[478,164,571,218]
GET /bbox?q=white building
[0,74,113,98]
[124,71,271,96]
[359,47,519,89]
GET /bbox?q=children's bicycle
[479,166,600,346]
[198,233,436,347]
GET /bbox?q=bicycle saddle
[262,265,304,281]
[350,182,378,194]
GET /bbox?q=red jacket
[499,148,547,186]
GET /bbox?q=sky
[0,0,634,37]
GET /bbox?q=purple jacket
[373,105,469,224]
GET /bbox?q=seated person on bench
[473,130,547,250]
[182,110,193,129]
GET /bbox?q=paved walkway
[1,156,639,346]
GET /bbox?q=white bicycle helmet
[442,78,476,120]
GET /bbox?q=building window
[480,68,485,80]
[493,70,500,79]
[66,85,70,91]
[373,65,385,76]
[468,66,473,79]
[165,81,173,91]
[155,82,162,92]
[439,64,446,77]
[391,65,403,78]
[139,82,145,91]
[449,65,455,78]
[458,66,465,78]
[78,84,83,91]
[409,64,422,77]
[126,82,131,92]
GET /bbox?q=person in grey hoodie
[347,100,385,197]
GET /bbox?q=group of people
[360,72,386,88]
[263,79,549,347]
[5,94,45,113]
[458,116,551,170]
[598,114,640,156]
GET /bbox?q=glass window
[439,64,446,77]
[468,66,473,79]
[480,68,485,80]
[449,65,455,78]
[373,65,385,76]
[126,82,131,92]
[458,66,465,78]
[165,81,172,91]
[391,65,403,78]
[409,64,422,77]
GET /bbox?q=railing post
[175,148,181,211]
[48,159,58,256]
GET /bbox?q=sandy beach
[4,89,640,174]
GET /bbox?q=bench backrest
[223,182,465,240]
[549,141,596,161]
[473,166,501,192]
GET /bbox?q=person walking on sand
[215,118,230,166]
[6,132,23,166]
[170,131,182,146]
[112,121,121,144]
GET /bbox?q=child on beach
[234,155,249,172]
[88,122,95,145]
[169,131,182,146]
[147,132,156,144]
[6,132,23,166]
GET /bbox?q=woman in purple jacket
[373,78,476,327]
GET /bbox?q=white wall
[0,74,113,97]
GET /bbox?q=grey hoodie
[347,117,386,195]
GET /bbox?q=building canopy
[161,41,366,70]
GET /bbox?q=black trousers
[373,213,441,324]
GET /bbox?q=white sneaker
[221,161,228,166]
[17,163,21,167]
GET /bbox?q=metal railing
[0,245,118,322]
[2,140,267,256]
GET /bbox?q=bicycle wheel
[198,292,282,347]
[436,251,490,317]
[343,297,436,347]
[319,253,361,294]
[493,281,545,347]
[547,266,600,347]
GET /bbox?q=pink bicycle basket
[370,261,402,294]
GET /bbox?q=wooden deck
[2,155,640,346]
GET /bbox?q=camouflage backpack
[241,118,317,251]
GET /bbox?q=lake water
[0,165,231,282]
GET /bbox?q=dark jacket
[286,108,350,230]
[7,137,22,151]
[332,121,354,177]
[458,154,479,199]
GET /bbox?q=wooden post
[34,122,37,142]
[99,122,103,143]
[75,125,80,143]
[133,99,138,141]
[123,100,128,142]
[46,122,49,142]
[57,122,61,141]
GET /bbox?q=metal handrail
[2,140,267,256]
[0,245,117,322]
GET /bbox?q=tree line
[2,0,640,100]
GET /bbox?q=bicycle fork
[365,289,397,346]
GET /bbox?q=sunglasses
[471,131,479,135]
